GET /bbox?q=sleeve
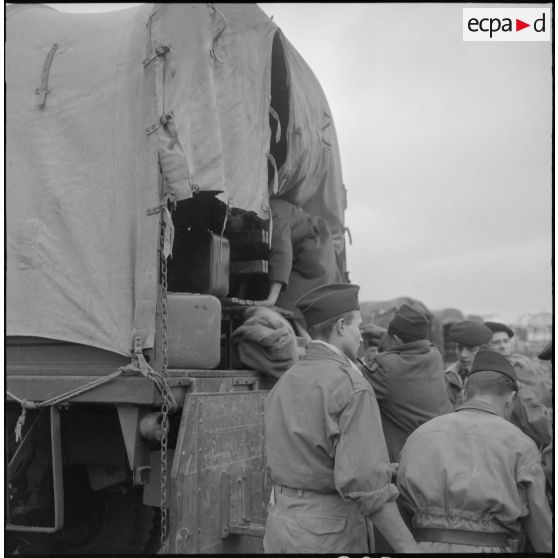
[333,389,399,517]
[512,384,553,446]
[517,454,553,553]
[366,357,388,402]
[268,200,294,286]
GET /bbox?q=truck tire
[9,466,157,554]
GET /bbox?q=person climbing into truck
[260,198,342,310]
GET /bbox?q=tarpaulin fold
[6,3,347,357]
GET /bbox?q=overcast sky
[46,3,553,323]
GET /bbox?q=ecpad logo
[463,8,550,42]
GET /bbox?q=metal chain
[159,215,171,554]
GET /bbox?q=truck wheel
[57,466,156,554]
[9,467,157,554]
[55,487,156,554]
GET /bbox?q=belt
[275,484,334,499]
[414,527,508,547]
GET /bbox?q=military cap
[388,303,429,341]
[449,320,492,347]
[295,283,360,327]
[360,323,387,347]
[538,340,553,361]
[469,348,518,388]
[484,321,514,338]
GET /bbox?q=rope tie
[36,43,58,108]
[8,357,178,442]
[269,107,282,143]
[209,3,227,63]
[267,152,279,195]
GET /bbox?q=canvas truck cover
[6,3,346,357]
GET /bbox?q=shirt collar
[310,339,363,376]
[455,399,502,417]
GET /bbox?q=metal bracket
[219,469,265,539]
[145,111,175,135]
[142,44,171,67]
[133,465,151,485]
[232,378,257,391]
[131,336,151,373]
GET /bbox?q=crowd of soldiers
[260,282,553,554]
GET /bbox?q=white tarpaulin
[6,3,346,357]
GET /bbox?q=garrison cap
[388,303,429,341]
[361,323,387,347]
[449,320,492,347]
[295,283,360,327]
[484,321,514,338]
[469,348,518,388]
[538,340,553,361]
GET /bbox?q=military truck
[6,4,348,554]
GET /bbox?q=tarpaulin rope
[267,152,279,195]
[7,370,122,443]
[121,336,179,415]
[7,356,178,444]
[269,107,282,143]
[147,193,176,259]
[209,3,227,63]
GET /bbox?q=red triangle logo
[516,19,530,31]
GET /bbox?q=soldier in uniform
[537,340,553,507]
[398,349,552,553]
[261,198,342,309]
[484,321,552,447]
[365,303,452,461]
[485,321,552,407]
[445,322,552,446]
[263,283,417,554]
[443,320,493,407]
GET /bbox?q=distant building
[511,312,552,356]
[526,312,552,355]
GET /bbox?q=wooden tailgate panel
[170,391,271,554]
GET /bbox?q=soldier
[261,198,341,309]
[485,321,552,407]
[443,320,493,407]
[263,283,417,553]
[537,340,553,507]
[445,321,551,446]
[484,321,552,447]
[397,349,552,553]
[358,322,387,369]
[365,303,452,461]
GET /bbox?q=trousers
[263,485,368,554]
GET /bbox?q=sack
[232,307,298,379]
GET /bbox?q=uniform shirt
[397,400,552,553]
[443,361,466,408]
[264,340,398,517]
[366,340,452,461]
